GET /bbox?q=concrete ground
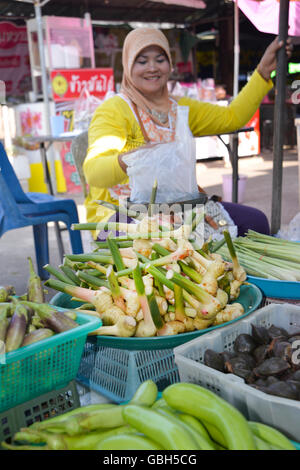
[1,146,299,300]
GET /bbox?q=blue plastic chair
[0,142,83,280]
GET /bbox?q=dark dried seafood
[253,357,290,377]
[203,349,225,372]
[251,324,270,345]
[233,333,257,354]
[267,325,289,340]
[202,321,300,402]
[252,344,269,365]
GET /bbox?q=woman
[83,27,292,239]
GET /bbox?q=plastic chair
[71,131,89,197]
[0,142,83,280]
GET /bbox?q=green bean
[248,422,296,450]
[163,383,256,450]
[122,404,199,450]
[96,432,164,450]
[129,380,158,406]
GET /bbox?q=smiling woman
[83,27,292,240]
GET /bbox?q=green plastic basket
[0,309,101,413]
[50,283,263,350]
[0,380,80,445]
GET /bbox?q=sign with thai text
[0,21,31,97]
[50,68,114,102]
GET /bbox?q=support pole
[231,0,240,203]
[270,0,289,234]
[34,0,57,194]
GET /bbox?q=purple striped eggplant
[5,303,29,352]
[21,301,78,333]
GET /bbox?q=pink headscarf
[120,28,173,126]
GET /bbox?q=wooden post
[270,0,289,234]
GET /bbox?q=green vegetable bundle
[214,230,300,281]
[43,219,249,338]
[2,381,296,451]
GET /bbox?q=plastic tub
[0,309,101,413]
[174,302,300,442]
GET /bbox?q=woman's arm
[83,100,130,189]
[180,37,292,137]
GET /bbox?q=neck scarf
[120,27,173,126]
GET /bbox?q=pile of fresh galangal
[44,212,248,338]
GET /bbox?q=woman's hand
[257,36,293,81]
[118,142,160,174]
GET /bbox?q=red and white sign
[0,22,32,96]
[50,68,114,102]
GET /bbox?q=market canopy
[0,0,227,25]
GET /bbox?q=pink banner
[236,0,300,37]
[0,21,32,97]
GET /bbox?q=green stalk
[147,292,164,329]
[65,254,113,264]
[223,230,246,281]
[87,261,107,275]
[43,264,77,285]
[94,240,133,249]
[148,178,158,217]
[133,263,157,334]
[174,284,185,321]
[151,252,165,297]
[210,237,226,253]
[59,265,81,286]
[106,265,126,311]
[107,236,126,271]
[76,271,109,289]
[27,256,45,303]
[178,261,203,284]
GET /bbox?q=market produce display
[215,230,300,281]
[43,216,250,338]
[0,257,79,353]
[204,322,300,401]
[2,380,296,451]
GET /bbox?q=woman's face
[131,45,171,97]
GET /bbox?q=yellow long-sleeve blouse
[83,69,272,233]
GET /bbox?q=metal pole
[34,0,57,194]
[270,0,289,235]
[231,0,240,203]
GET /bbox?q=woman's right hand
[118,142,160,174]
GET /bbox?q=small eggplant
[203,349,225,372]
[253,357,291,377]
[265,381,298,400]
[27,257,45,303]
[0,304,11,342]
[252,344,269,365]
[267,324,289,340]
[233,333,257,354]
[21,328,55,347]
[251,324,270,345]
[21,301,78,333]
[5,303,28,352]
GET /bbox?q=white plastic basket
[77,339,180,403]
[174,303,300,441]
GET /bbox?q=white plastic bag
[123,105,199,203]
[73,86,103,132]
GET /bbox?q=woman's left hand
[257,36,293,81]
